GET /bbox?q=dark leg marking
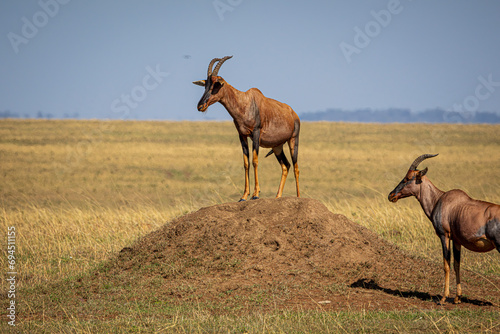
[239,133,250,201]
[292,119,300,163]
[440,235,451,268]
[250,128,260,199]
[452,241,462,304]
[275,150,290,170]
[439,234,451,304]
[240,133,249,157]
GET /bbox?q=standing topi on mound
[193,56,300,201]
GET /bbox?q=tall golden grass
[1,119,499,291]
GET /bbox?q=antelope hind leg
[452,241,462,304]
[272,145,290,198]
[439,235,452,305]
[287,137,300,197]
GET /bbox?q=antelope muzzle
[197,86,211,112]
[388,190,400,202]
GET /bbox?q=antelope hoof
[251,196,259,200]
[438,297,448,305]
[453,296,461,304]
[238,198,246,202]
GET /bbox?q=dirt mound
[111,198,500,311]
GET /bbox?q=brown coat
[194,56,300,201]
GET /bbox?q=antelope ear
[416,167,428,184]
[192,80,206,87]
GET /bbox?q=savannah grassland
[1,119,500,333]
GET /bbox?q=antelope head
[388,154,438,202]
[193,56,233,112]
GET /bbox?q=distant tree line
[0,110,79,119]
[300,108,500,124]
[2,108,500,123]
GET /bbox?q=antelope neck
[416,178,445,219]
[219,84,249,119]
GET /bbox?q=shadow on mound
[351,278,436,302]
[350,278,493,306]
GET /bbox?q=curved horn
[409,153,438,170]
[212,55,233,77]
[207,57,221,77]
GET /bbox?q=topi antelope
[193,56,300,201]
[388,154,500,304]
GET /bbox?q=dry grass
[1,119,500,332]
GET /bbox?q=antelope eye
[212,82,222,94]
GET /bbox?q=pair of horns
[207,56,233,77]
[409,153,438,170]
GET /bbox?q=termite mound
[110,197,499,311]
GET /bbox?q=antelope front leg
[239,135,250,201]
[439,235,452,305]
[452,241,462,304]
[251,148,260,199]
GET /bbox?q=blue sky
[1,0,500,120]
